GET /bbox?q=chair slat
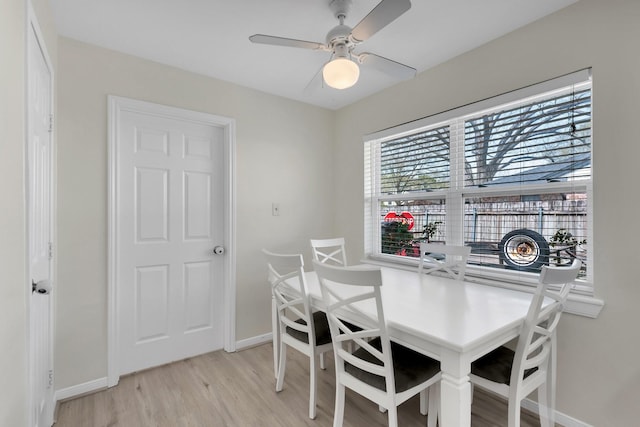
[418,243,471,280]
[311,237,348,266]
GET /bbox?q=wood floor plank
[55,343,547,426]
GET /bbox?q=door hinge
[48,370,54,388]
[48,242,53,260]
[48,114,54,133]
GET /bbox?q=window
[365,70,592,288]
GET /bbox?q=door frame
[107,96,236,386]
[26,1,55,425]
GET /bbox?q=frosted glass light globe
[322,58,360,90]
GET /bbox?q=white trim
[55,377,108,402]
[106,97,119,387]
[235,333,273,351]
[563,292,603,318]
[224,119,237,353]
[107,96,237,386]
[521,398,593,427]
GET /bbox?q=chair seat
[286,311,332,346]
[471,346,537,385]
[346,338,440,392]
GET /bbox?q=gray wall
[333,0,639,425]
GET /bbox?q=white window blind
[365,70,592,287]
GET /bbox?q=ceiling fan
[249,0,416,90]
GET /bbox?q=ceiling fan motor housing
[326,24,352,49]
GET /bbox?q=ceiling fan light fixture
[323,57,360,90]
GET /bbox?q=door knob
[212,246,225,255]
[32,279,52,294]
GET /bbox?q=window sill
[361,256,604,319]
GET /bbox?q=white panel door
[117,109,225,375]
[27,13,54,427]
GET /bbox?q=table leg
[545,334,558,426]
[439,350,472,427]
[271,297,279,379]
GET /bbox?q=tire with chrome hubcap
[499,229,549,272]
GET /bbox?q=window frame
[364,69,594,295]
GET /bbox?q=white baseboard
[55,377,108,402]
[54,334,274,403]
[522,398,592,427]
[235,332,272,351]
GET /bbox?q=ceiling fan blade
[359,52,416,80]
[249,34,326,50]
[351,0,411,42]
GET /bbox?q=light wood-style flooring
[55,343,546,427]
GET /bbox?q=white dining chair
[469,259,581,427]
[263,249,333,420]
[313,260,441,427]
[310,237,348,266]
[418,242,472,280]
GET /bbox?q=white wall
[333,0,640,425]
[0,0,27,424]
[55,38,336,389]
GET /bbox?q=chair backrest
[263,249,317,347]
[312,260,398,394]
[510,259,581,389]
[418,242,472,280]
[310,237,347,266]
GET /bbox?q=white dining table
[274,265,543,427]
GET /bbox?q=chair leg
[542,338,558,427]
[419,389,428,415]
[539,364,556,427]
[333,383,346,427]
[275,342,286,392]
[272,300,279,379]
[387,406,399,427]
[507,396,521,427]
[538,383,552,427]
[309,353,317,419]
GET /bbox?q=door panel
[28,16,54,427]
[184,171,212,239]
[135,265,170,341]
[117,109,225,375]
[136,167,168,241]
[184,261,214,330]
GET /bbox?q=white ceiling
[51,0,578,110]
